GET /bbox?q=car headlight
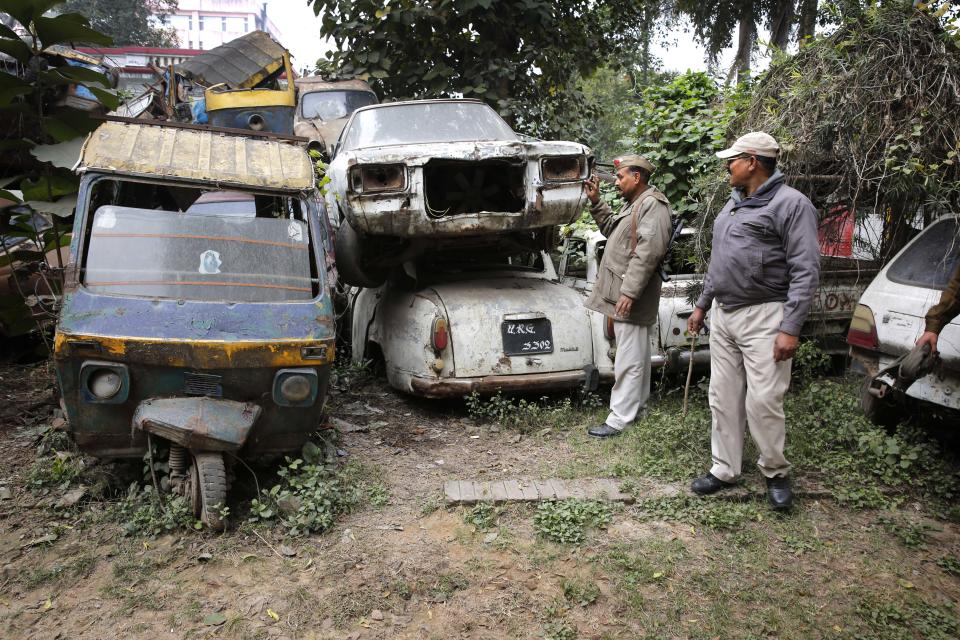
[349,163,407,193]
[273,368,319,407]
[541,156,586,182]
[79,361,130,404]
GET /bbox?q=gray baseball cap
[715,131,780,159]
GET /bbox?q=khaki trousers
[605,321,651,431]
[708,301,792,481]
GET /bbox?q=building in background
[168,0,283,51]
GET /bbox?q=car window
[886,218,960,290]
[342,102,517,150]
[560,238,588,279]
[300,90,377,121]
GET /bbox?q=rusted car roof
[176,31,287,89]
[78,121,314,191]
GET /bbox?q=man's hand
[583,175,600,205]
[614,294,634,317]
[687,306,706,335]
[773,332,799,362]
[916,330,939,354]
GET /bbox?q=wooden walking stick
[681,333,699,423]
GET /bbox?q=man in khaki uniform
[687,132,820,510]
[582,155,673,438]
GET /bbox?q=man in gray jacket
[687,132,820,510]
[582,155,672,438]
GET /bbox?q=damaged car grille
[424,159,525,217]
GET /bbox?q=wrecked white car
[848,214,960,422]
[350,248,598,398]
[293,77,378,154]
[326,99,591,287]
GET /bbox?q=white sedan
[350,249,598,398]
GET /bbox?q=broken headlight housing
[349,163,407,193]
[541,155,587,182]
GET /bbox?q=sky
[265,2,773,79]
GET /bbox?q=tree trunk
[728,1,756,84]
[770,0,796,50]
[797,0,818,41]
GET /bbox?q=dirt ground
[1,359,959,640]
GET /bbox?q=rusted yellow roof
[78,121,314,191]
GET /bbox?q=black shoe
[766,475,793,511]
[587,423,622,438]
[690,472,734,495]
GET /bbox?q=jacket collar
[730,169,785,210]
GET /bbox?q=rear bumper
[409,370,588,398]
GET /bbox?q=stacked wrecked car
[329,99,598,397]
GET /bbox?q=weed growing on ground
[248,456,364,536]
[853,593,959,639]
[21,552,97,590]
[463,502,498,530]
[561,578,600,606]
[634,495,765,530]
[25,454,82,488]
[367,482,390,507]
[542,619,578,640]
[937,554,960,576]
[114,484,198,536]
[791,340,831,383]
[429,572,469,602]
[533,500,612,544]
[465,391,602,432]
[876,514,939,549]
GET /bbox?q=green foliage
[59,0,178,47]
[463,502,498,530]
[464,391,601,432]
[937,554,960,576]
[636,495,765,530]
[561,578,600,607]
[627,72,734,218]
[0,0,116,336]
[791,340,831,383]
[115,485,198,537]
[307,0,646,139]
[533,500,612,544]
[429,572,469,603]
[26,454,81,488]
[367,482,390,507]
[877,514,938,550]
[542,619,578,640]
[248,455,364,537]
[853,593,959,640]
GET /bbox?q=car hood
[342,139,588,166]
[429,275,594,378]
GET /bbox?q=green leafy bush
[533,500,612,544]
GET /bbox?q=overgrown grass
[465,390,604,433]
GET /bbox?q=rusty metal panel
[133,397,261,451]
[176,31,287,90]
[78,121,314,191]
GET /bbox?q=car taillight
[847,303,879,349]
[432,317,449,351]
[349,163,406,193]
[604,316,615,341]
[541,155,586,181]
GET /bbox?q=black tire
[334,223,387,288]
[189,452,227,531]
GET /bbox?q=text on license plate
[501,318,554,355]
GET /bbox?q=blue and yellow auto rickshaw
[54,120,336,529]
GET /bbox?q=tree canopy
[59,0,178,47]
[308,0,645,139]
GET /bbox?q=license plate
[501,318,554,355]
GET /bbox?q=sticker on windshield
[96,210,116,229]
[199,249,222,275]
[288,221,304,242]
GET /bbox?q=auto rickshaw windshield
[80,183,318,302]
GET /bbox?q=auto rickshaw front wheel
[187,452,227,531]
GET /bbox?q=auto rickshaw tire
[190,452,227,531]
[334,223,387,288]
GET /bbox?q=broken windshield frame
[340,102,518,151]
[300,90,378,121]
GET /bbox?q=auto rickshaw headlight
[79,361,130,404]
[273,368,319,407]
